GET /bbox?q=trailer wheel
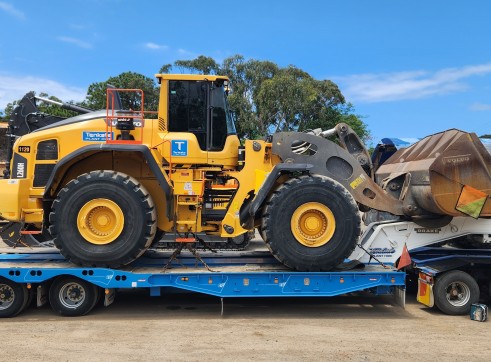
[0,277,29,318]
[49,171,157,267]
[49,276,100,316]
[434,270,479,315]
[261,175,360,271]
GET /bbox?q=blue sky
[1,0,490,143]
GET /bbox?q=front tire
[261,175,361,271]
[434,270,479,315]
[49,171,157,267]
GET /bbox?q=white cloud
[0,1,25,20]
[144,42,168,51]
[57,36,93,49]
[0,74,86,110]
[470,102,491,111]
[335,62,491,103]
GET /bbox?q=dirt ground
[1,238,490,361]
[2,291,490,361]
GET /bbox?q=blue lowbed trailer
[0,249,405,317]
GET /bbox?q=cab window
[168,80,207,149]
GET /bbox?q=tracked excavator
[0,74,490,271]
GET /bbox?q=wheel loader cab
[156,74,240,168]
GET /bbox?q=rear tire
[0,277,29,318]
[49,171,157,267]
[434,270,479,315]
[261,175,360,271]
[49,276,100,317]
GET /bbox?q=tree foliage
[159,63,173,74]
[163,54,369,141]
[1,102,16,122]
[173,55,220,75]
[84,71,159,113]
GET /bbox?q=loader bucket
[376,129,491,218]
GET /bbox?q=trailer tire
[49,276,100,317]
[434,270,479,315]
[0,277,29,318]
[49,171,157,267]
[261,175,360,271]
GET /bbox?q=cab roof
[155,74,229,83]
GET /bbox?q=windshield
[224,89,237,135]
[211,84,236,135]
[209,84,236,151]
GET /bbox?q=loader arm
[271,130,405,215]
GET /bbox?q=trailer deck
[0,248,405,299]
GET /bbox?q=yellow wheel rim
[290,202,336,247]
[77,199,124,245]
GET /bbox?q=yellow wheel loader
[1,74,490,270]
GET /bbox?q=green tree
[2,98,21,121]
[159,63,173,74]
[222,55,280,138]
[256,66,346,133]
[162,55,370,141]
[173,55,220,74]
[84,71,159,113]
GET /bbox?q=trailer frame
[0,249,405,317]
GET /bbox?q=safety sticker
[171,140,188,156]
[82,131,113,142]
[350,174,366,189]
